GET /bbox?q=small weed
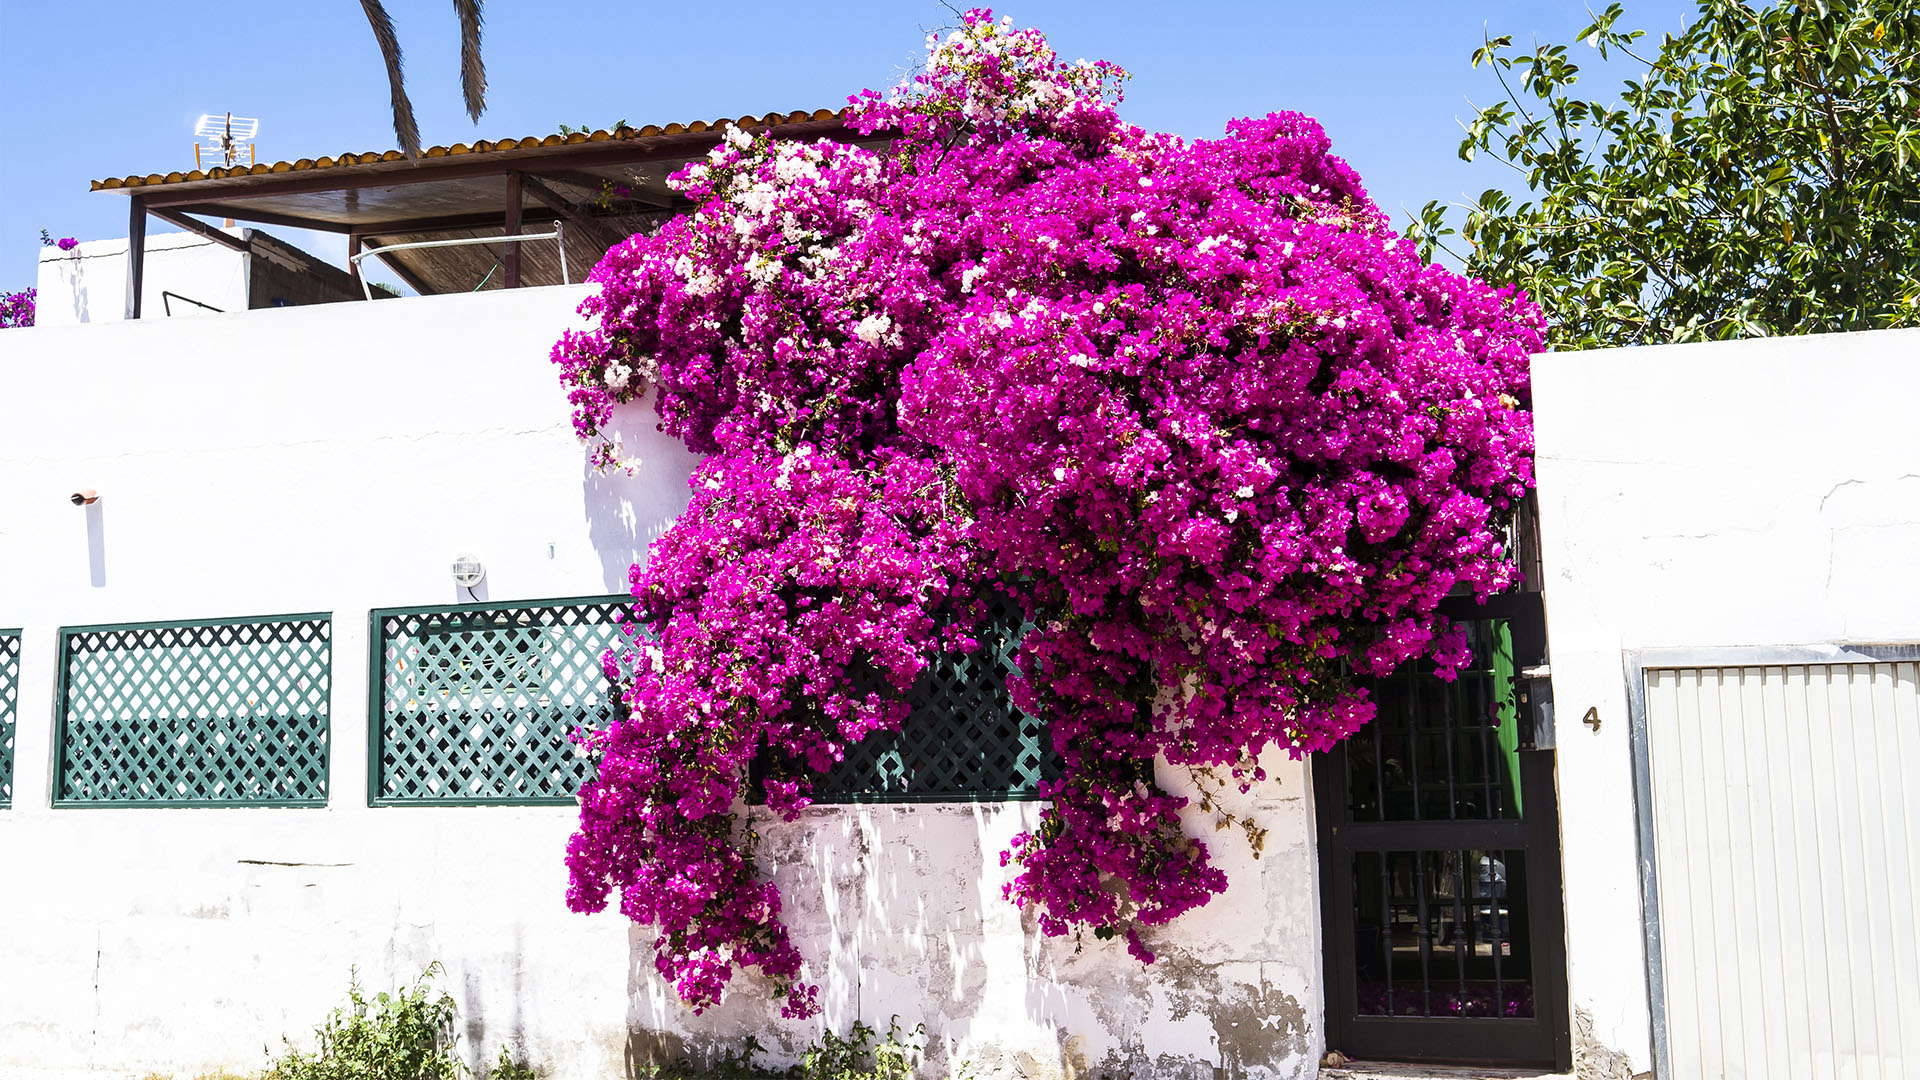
[263,963,462,1080]
[637,1018,966,1080]
[488,1047,539,1080]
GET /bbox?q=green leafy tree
[1412,0,1920,349]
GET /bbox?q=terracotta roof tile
[91,108,851,191]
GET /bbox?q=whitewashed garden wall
[0,286,1324,1080]
[10,277,1917,1080]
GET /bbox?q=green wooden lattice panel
[371,598,630,804]
[55,617,331,806]
[1,631,20,808]
[791,591,1058,803]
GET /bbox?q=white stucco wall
[35,230,253,325]
[1531,327,1920,1077]
[0,286,1324,1079]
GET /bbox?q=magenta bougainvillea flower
[552,9,1541,1016]
[0,288,34,329]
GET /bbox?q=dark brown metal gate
[1314,614,1571,1070]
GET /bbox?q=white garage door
[1645,662,1920,1080]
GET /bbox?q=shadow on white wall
[615,789,1318,1079]
[84,500,107,587]
[581,392,704,595]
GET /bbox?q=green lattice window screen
[54,616,331,807]
[370,597,631,805]
[1,630,20,808]
[777,592,1059,804]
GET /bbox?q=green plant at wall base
[487,1049,538,1080]
[1412,0,1920,348]
[263,964,464,1080]
[636,1020,961,1080]
[797,1021,922,1080]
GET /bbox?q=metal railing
[350,223,568,300]
[161,290,223,317]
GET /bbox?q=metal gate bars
[1314,617,1572,1070]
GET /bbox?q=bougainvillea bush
[0,288,33,329]
[553,10,1542,1017]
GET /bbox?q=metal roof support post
[503,172,523,289]
[126,195,147,320]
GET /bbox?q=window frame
[365,594,633,808]
[750,593,1058,806]
[51,612,333,809]
[0,628,20,809]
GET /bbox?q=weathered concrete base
[1568,1008,1638,1080]
[1322,1064,1571,1080]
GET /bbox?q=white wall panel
[1532,326,1920,1074]
[1646,663,1920,1080]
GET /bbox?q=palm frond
[359,0,421,158]
[454,0,487,123]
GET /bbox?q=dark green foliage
[1413,0,1920,348]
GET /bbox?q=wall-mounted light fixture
[70,488,100,506]
[451,554,485,589]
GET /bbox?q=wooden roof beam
[538,169,684,212]
[357,207,563,237]
[131,121,850,210]
[144,207,250,253]
[161,203,353,233]
[518,174,629,252]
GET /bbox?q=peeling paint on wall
[1572,1007,1636,1080]
[630,771,1323,1080]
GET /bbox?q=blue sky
[0,1,1698,293]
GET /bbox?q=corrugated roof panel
[92,108,850,191]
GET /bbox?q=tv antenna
[194,112,260,170]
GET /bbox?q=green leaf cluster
[1413,0,1920,348]
[637,1019,966,1080]
[262,964,471,1080]
[557,119,629,136]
